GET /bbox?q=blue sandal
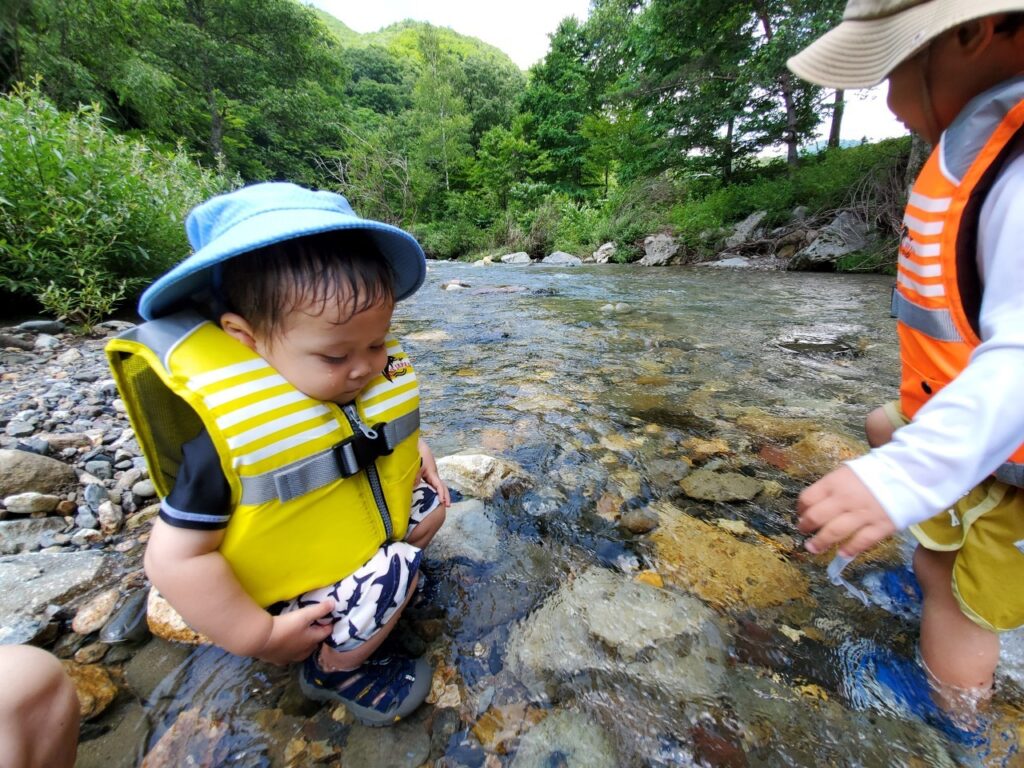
[299,649,432,726]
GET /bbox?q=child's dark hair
[995,13,1024,36]
[220,230,395,338]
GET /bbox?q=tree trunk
[206,86,223,161]
[904,132,930,193]
[722,115,735,183]
[828,90,845,149]
[753,3,800,167]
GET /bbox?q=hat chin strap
[916,43,942,144]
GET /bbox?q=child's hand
[255,600,335,666]
[418,438,451,508]
[797,465,897,557]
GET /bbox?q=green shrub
[0,83,238,327]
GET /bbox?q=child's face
[249,292,394,405]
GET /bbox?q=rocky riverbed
[2,262,1023,766]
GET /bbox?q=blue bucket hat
[138,182,427,320]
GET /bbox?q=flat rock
[679,469,763,502]
[0,449,77,496]
[341,719,431,768]
[506,566,725,704]
[510,710,619,768]
[0,551,112,641]
[0,518,68,554]
[648,502,811,610]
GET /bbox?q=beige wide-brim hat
[788,0,1024,89]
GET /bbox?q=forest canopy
[2,0,901,321]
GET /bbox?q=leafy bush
[0,83,237,327]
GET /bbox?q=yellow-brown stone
[471,703,546,754]
[147,589,210,645]
[141,708,228,768]
[62,661,117,721]
[634,570,664,588]
[682,437,730,462]
[735,408,819,441]
[768,431,866,480]
[648,502,811,610]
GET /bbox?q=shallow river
[129,263,1023,767]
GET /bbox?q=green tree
[519,17,598,195]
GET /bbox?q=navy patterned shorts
[281,482,440,651]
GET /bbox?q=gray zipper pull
[343,404,379,440]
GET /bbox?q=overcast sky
[305,0,906,144]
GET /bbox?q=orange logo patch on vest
[383,355,412,382]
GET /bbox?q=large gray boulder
[500,251,532,264]
[724,210,768,249]
[542,251,582,266]
[638,234,683,266]
[788,210,873,270]
[0,449,77,497]
[591,242,616,264]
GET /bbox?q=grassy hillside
[310,10,522,73]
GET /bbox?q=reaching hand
[418,438,451,507]
[255,599,335,666]
[797,465,897,557]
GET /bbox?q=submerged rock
[100,587,151,644]
[63,661,118,721]
[506,566,725,705]
[762,430,865,480]
[140,708,230,768]
[679,469,763,502]
[510,710,619,768]
[429,499,500,563]
[648,502,810,610]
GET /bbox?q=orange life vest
[894,79,1024,488]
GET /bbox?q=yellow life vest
[106,311,422,606]
[894,79,1024,487]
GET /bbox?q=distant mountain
[308,8,521,73]
[308,7,360,45]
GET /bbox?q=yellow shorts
[881,401,1024,632]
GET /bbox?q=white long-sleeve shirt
[846,151,1024,530]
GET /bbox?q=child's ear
[219,312,258,350]
[956,18,995,57]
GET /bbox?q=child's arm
[144,519,334,664]
[797,465,897,556]
[417,438,451,507]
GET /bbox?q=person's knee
[0,645,79,768]
[865,407,895,448]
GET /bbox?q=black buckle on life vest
[332,423,393,478]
